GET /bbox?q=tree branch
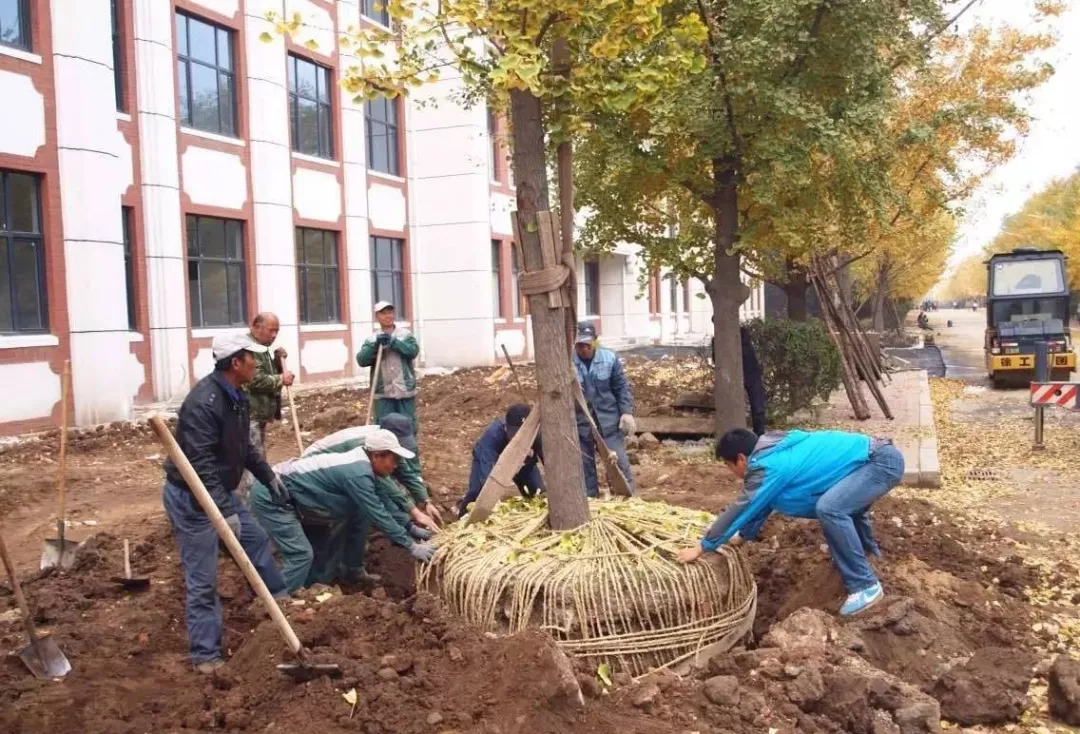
[892,0,982,71]
[782,0,829,82]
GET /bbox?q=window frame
[491,240,504,318]
[175,11,238,137]
[361,0,390,27]
[122,206,136,330]
[0,169,48,335]
[370,235,407,319]
[365,96,401,176]
[288,54,334,159]
[186,214,247,328]
[111,0,126,112]
[0,0,31,52]
[682,278,691,313]
[584,258,600,317]
[296,227,342,325]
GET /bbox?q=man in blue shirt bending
[677,428,904,616]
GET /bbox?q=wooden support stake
[535,212,564,309]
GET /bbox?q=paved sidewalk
[797,369,941,488]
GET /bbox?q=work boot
[193,658,225,674]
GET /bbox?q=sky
[949,0,1080,267]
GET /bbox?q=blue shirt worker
[457,404,544,518]
[249,429,436,592]
[677,428,904,617]
[573,321,636,498]
[162,333,291,674]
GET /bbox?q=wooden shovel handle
[365,345,384,425]
[56,361,71,537]
[149,415,301,654]
[0,530,41,646]
[280,357,304,456]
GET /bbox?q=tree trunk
[509,89,589,531]
[711,158,751,436]
[783,261,809,321]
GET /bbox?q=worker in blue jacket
[456,404,544,517]
[677,428,904,617]
[573,321,636,497]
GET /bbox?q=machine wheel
[1050,369,1072,382]
[989,373,1008,389]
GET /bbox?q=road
[926,308,990,383]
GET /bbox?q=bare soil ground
[0,355,1076,733]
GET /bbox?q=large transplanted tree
[270,0,709,528]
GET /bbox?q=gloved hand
[619,414,637,435]
[224,513,242,538]
[409,542,436,563]
[376,332,392,347]
[407,523,433,541]
[268,476,291,506]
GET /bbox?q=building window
[683,279,691,312]
[296,228,341,324]
[371,236,405,318]
[647,270,660,315]
[365,97,400,176]
[112,0,126,111]
[488,109,498,182]
[176,12,237,137]
[288,55,333,159]
[361,0,390,27]
[669,274,678,312]
[491,240,504,318]
[186,214,246,328]
[584,258,600,317]
[511,247,522,318]
[0,171,46,334]
[0,0,30,51]
[122,206,136,330]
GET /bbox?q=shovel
[364,345,384,425]
[0,529,71,678]
[42,360,80,570]
[280,356,304,456]
[110,539,150,591]
[148,415,340,682]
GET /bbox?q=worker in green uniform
[357,301,420,433]
[249,428,436,592]
[304,414,444,525]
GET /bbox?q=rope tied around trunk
[517,250,576,299]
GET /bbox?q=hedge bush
[744,317,842,423]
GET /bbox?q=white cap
[364,428,416,459]
[211,332,268,361]
[374,300,394,313]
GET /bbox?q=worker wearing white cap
[249,428,437,592]
[163,333,291,673]
[357,300,421,432]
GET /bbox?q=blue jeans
[815,443,904,593]
[579,428,635,498]
[163,481,287,664]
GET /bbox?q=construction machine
[985,247,1075,387]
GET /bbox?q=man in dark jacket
[163,333,290,674]
[456,404,544,517]
[741,326,767,436]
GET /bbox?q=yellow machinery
[985,248,1075,387]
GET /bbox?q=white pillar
[134,0,189,400]
[51,0,143,423]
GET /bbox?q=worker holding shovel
[676,428,904,617]
[162,333,291,674]
[238,312,295,497]
[357,301,420,433]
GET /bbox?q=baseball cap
[211,332,268,361]
[505,404,531,439]
[374,301,395,313]
[575,320,598,345]
[379,413,418,453]
[364,428,416,459]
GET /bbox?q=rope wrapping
[417,497,758,678]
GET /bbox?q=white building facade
[0,0,763,435]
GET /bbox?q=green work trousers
[374,397,418,435]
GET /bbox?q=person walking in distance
[573,321,636,498]
[357,301,421,432]
[162,333,291,673]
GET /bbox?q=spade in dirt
[148,415,340,682]
[41,360,81,571]
[1,529,71,678]
[111,539,150,591]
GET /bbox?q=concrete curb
[900,370,941,488]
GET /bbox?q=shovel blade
[110,576,151,591]
[18,634,71,679]
[40,539,81,571]
[276,662,341,683]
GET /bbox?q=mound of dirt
[931,647,1037,725]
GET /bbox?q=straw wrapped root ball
[416,497,757,678]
